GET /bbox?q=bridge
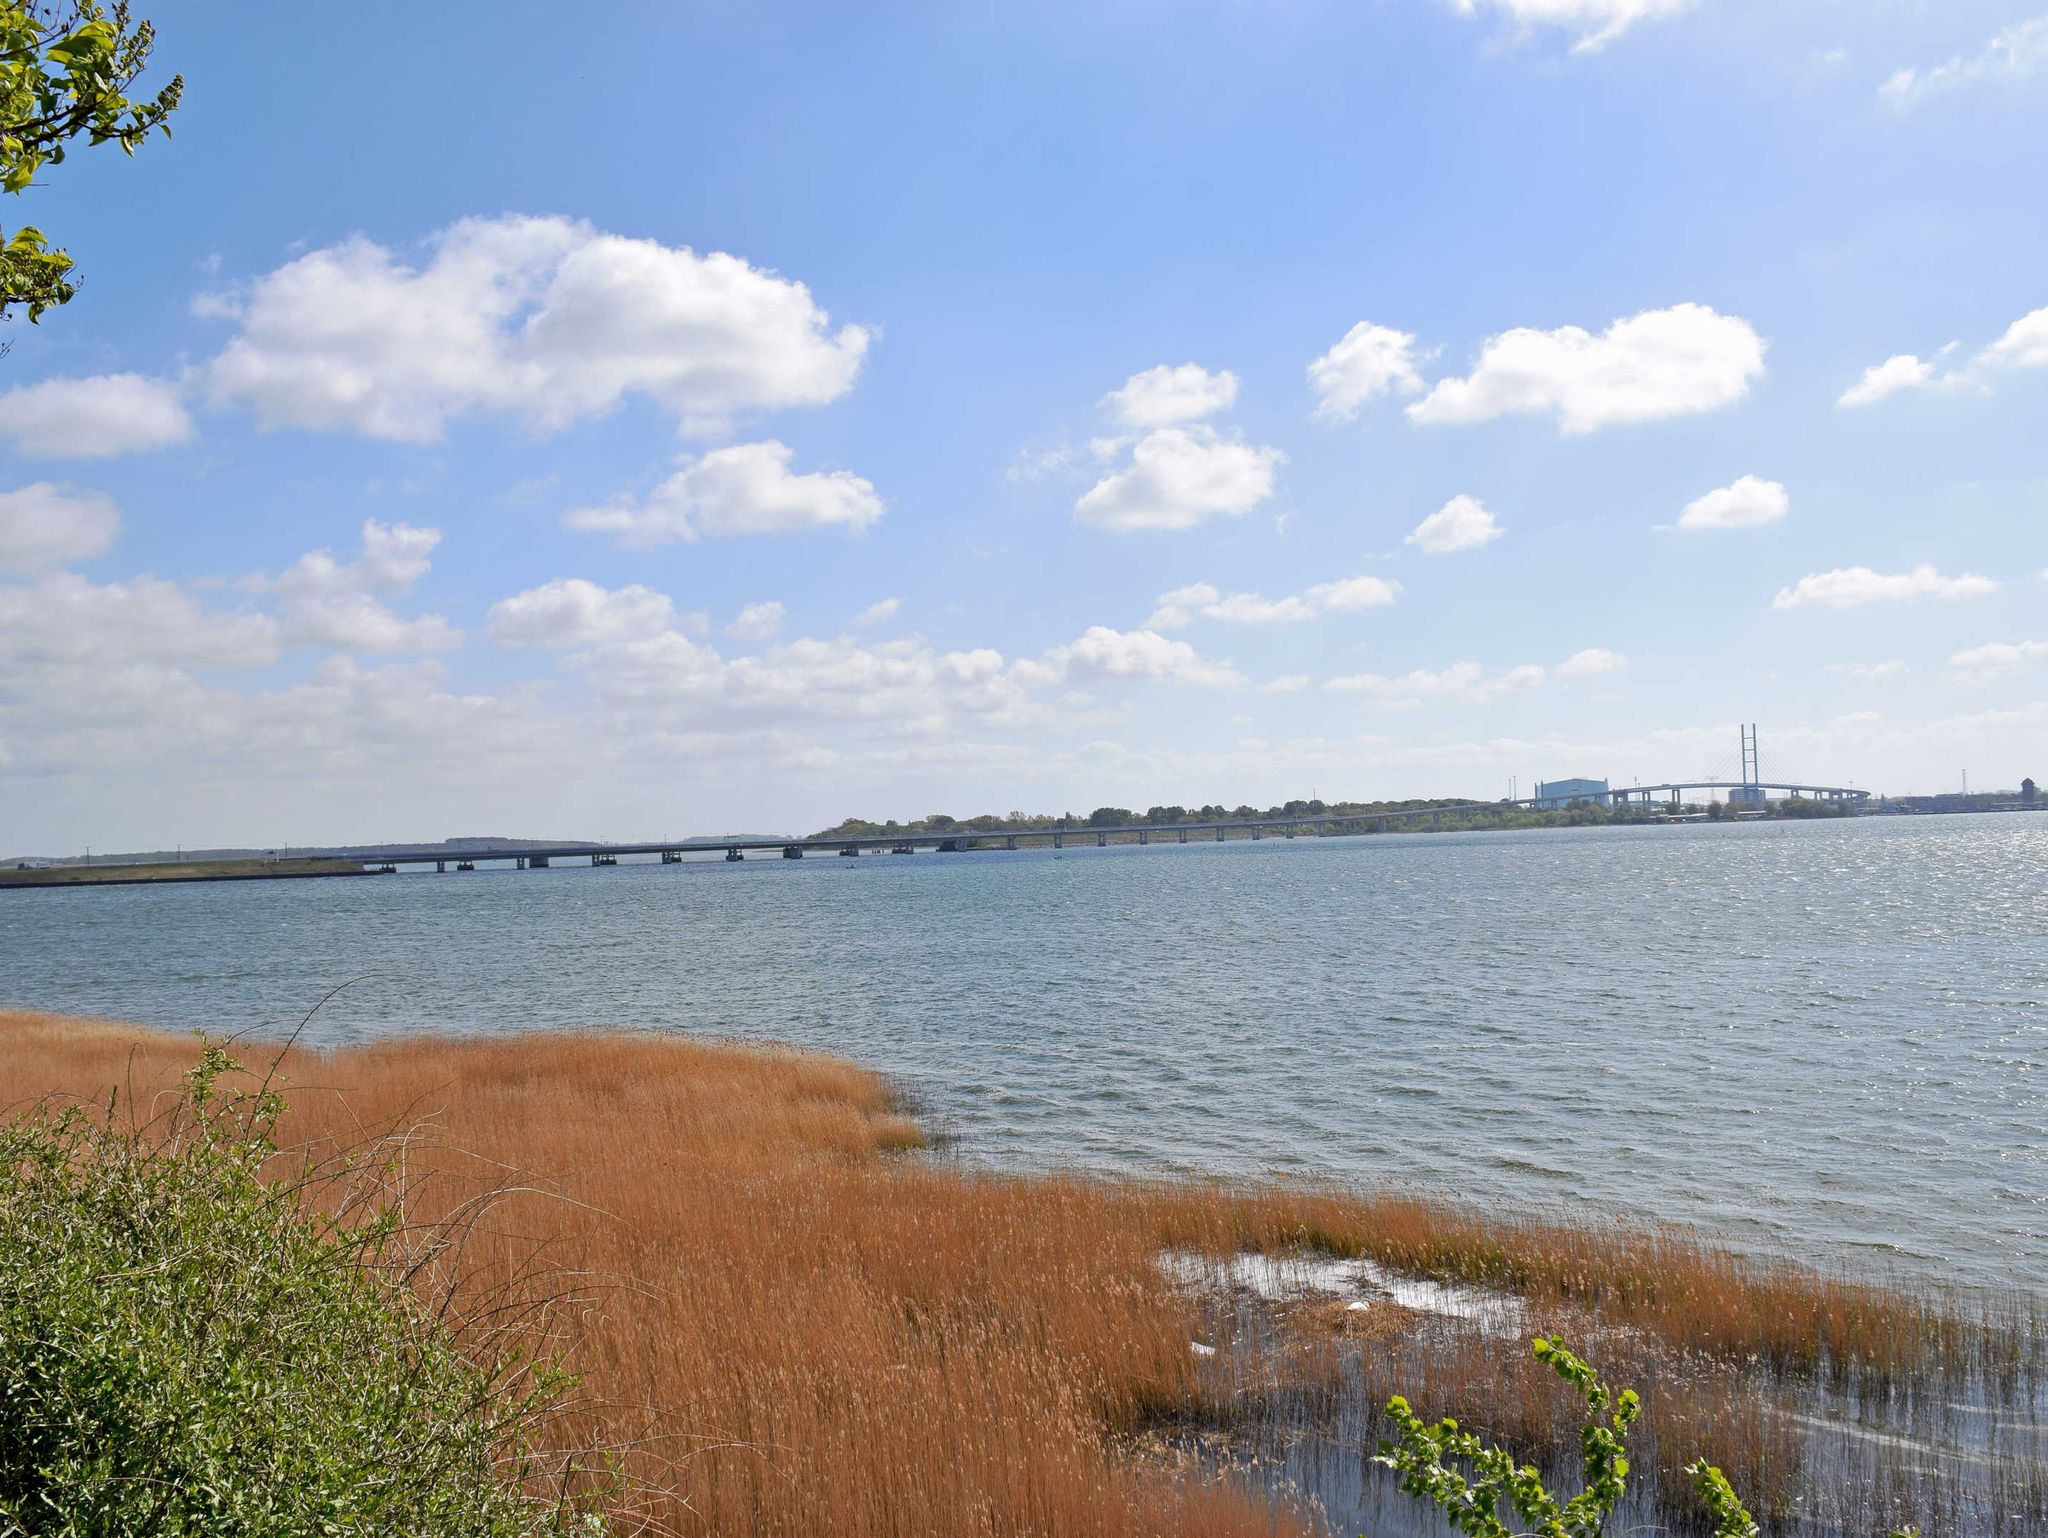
[353,783,1869,872]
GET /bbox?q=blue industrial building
[1533,777,1610,809]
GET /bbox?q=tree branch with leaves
[1,0,180,333]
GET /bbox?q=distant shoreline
[0,857,365,889]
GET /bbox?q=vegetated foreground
[0,1011,2038,1538]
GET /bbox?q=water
[4,814,2043,1292]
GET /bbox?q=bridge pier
[725,847,744,861]
[839,845,860,857]
[1005,835,1017,850]
[435,860,445,873]
[1178,827,1189,844]
[531,855,550,869]
[590,853,618,867]
[1138,829,1149,846]
[1053,832,1063,849]
[890,843,912,855]
[456,860,474,872]
[1251,826,1262,840]
[1431,812,1441,830]
[782,846,803,859]
[661,849,682,863]
[1095,831,1107,847]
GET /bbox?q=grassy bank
[0,857,364,887]
[1,1011,2035,1537]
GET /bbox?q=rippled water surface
[4,815,2043,1289]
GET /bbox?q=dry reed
[3,1010,2035,1538]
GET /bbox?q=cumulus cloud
[1880,15,2048,109]
[1772,565,2000,610]
[0,374,191,458]
[1326,659,1549,704]
[566,441,882,548]
[1102,364,1239,429]
[1979,306,2048,370]
[1308,322,1425,422]
[1042,625,1243,687]
[486,578,676,648]
[244,519,460,654]
[1837,354,1943,408]
[206,214,869,441]
[1948,639,2048,679]
[1556,647,1627,677]
[1676,475,1788,531]
[1074,426,1283,532]
[727,600,786,641]
[1449,0,1690,52]
[1405,494,1502,554]
[0,483,120,572]
[1147,573,1399,628]
[856,596,902,626]
[1408,303,1765,434]
[0,573,279,671]
[1826,660,1906,679]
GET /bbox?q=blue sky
[2,0,2045,849]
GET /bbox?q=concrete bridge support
[1215,828,1225,842]
[1138,829,1150,846]
[1053,832,1063,849]
[782,846,803,859]
[1178,827,1189,844]
[530,855,550,869]
[661,850,682,863]
[1251,826,1262,840]
[1095,831,1107,847]
[1005,835,1018,850]
[435,860,446,873]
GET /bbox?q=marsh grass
[2,1010,2038,1538]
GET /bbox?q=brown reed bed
[2,1009,2038,1538]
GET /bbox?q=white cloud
[1556,647,1627,677]
[1147,573,1399,628]
[207,215,868,442]
[565,441,883,547]
[1826,659,1907,679]
[1264,674,1310,693]
[1308,322,1425,422]
[1102,364,1239,429]
[486,578,676,648]
[1408,303,1765,434]
[1074,426,1283,532]
[0,483,119,572]
[1045,625,1243,688]
[1405,494,1503,554]
[1449,0,1690,52]
[244,519,459,654]
[1326,659,1548,704]
[1880,16,2048,109]
[0,374,191,458]
[1676,475,1788,531]
[727,600,786,641]
[0,573,278,670]
[1979,306,2048,370]
[1772,565,2000,610]
[1837,354,1942,408]
[1948,639,2048,678]
[856,596,902,626]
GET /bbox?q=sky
[1,0,2045,850]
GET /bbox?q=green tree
[2,1,180,335]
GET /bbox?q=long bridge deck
[352,782,1869,870]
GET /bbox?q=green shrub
[0,1046,604,1537]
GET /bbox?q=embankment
[0,857,364,888]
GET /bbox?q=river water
[3,813,2042,1292]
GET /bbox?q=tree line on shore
[810,794,1851,840]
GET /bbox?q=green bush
[0,1046,604,1537]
